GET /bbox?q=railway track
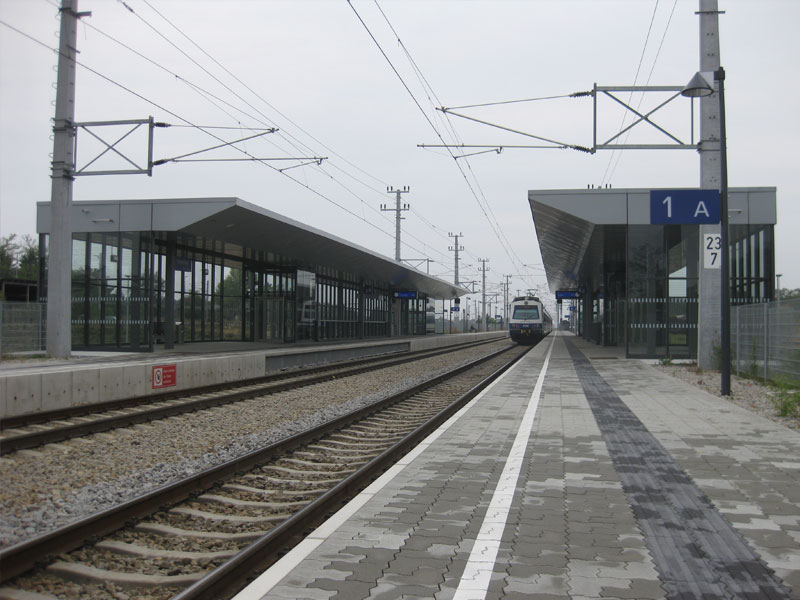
[0,343,529,600]
[0,339,498,456]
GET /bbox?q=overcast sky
[1,0,798,314]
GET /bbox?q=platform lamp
[682,68,730,395]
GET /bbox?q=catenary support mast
[381,186,410,262]
[479,258,490,331]
[47,0,89,358]
[448,232,464,286]
[696,0,723,371]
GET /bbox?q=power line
[116,1,448,264]
[0,19,413,252]
[356,1,535,289]
[139,0,390,193]
[600,0,660,184]
[604,0,678,185]
[445,93,576,111]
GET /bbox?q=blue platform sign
[650,189,720,224]
[393,291,418,299]
[555,290,580,300]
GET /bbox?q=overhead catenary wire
[369,0,582,294]
[138,0,391,192]
[600,0,660,185]
[604,0,679,185]
[356,0,538,291]
[114,0,446,265]
[0,18,422,257]
[51,0,440,264]
[445,93,580,111]
[30,2,521,282]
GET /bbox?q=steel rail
[0,339,500,455]
[0,343,523,584]
[174,345,529,600]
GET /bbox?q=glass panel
[221,266,242,340]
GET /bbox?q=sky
[1,0,798,318]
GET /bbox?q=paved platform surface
[234,332,800,600]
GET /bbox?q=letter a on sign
[694,201,710,218]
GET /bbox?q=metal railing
[732,297,800,385]
[0,301,46,356]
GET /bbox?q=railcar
[508,295,553,344]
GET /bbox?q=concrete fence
[732,297,800,385]
[0,301,45,356]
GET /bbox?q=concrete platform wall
[0,332,507,419]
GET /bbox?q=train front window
[513,306,539,320]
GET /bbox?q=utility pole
[478,258,490,332]
[381,186,410,261]
[696,0,723,372]
[503,275,512,322]
[47,0,90,358]
[448,232,464,286]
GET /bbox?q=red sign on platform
[152,364,177,389]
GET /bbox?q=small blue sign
[393,291,418,299]
[450,306,460,312]
[650,189,720,224]
[556,290,580,300]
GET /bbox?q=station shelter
[36,198,463,351]
[529,187,776,359]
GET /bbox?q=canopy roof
[528,187,776,293]
[37,197,466,299]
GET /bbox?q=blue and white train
[508,295,553,344]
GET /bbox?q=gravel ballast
[0,341,514,549]
[653,361,799,431]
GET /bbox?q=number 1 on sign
[662,196,672,218]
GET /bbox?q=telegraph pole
[478,259,490,331]
[448,232,464,286]
[47,0,90,358]
[381,186,410,261]
[503,274,512,322]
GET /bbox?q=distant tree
[0,234,18,277]
[779,288,800,300]
[17,236,39,280]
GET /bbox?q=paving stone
[247,339,799,600]
[266,584,336,599]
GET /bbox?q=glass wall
[46,231,414,350]
[55,232,152,350]
[316,274,361,340]
[730,224,774,305]
[401,297,428,335]
[627,225,699,358]
[364,288,390,338]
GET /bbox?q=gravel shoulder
[653,361,800,431]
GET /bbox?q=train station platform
[235,332,800,600]
[0,332,507,420]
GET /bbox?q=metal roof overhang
[529,199,594,293]
[37,197,466,299]
[528,187,777,293]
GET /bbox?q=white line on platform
[452,335,554,600]
[231,341,531,600]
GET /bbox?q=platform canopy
[528,187,777,293]
[37,197,467,299]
